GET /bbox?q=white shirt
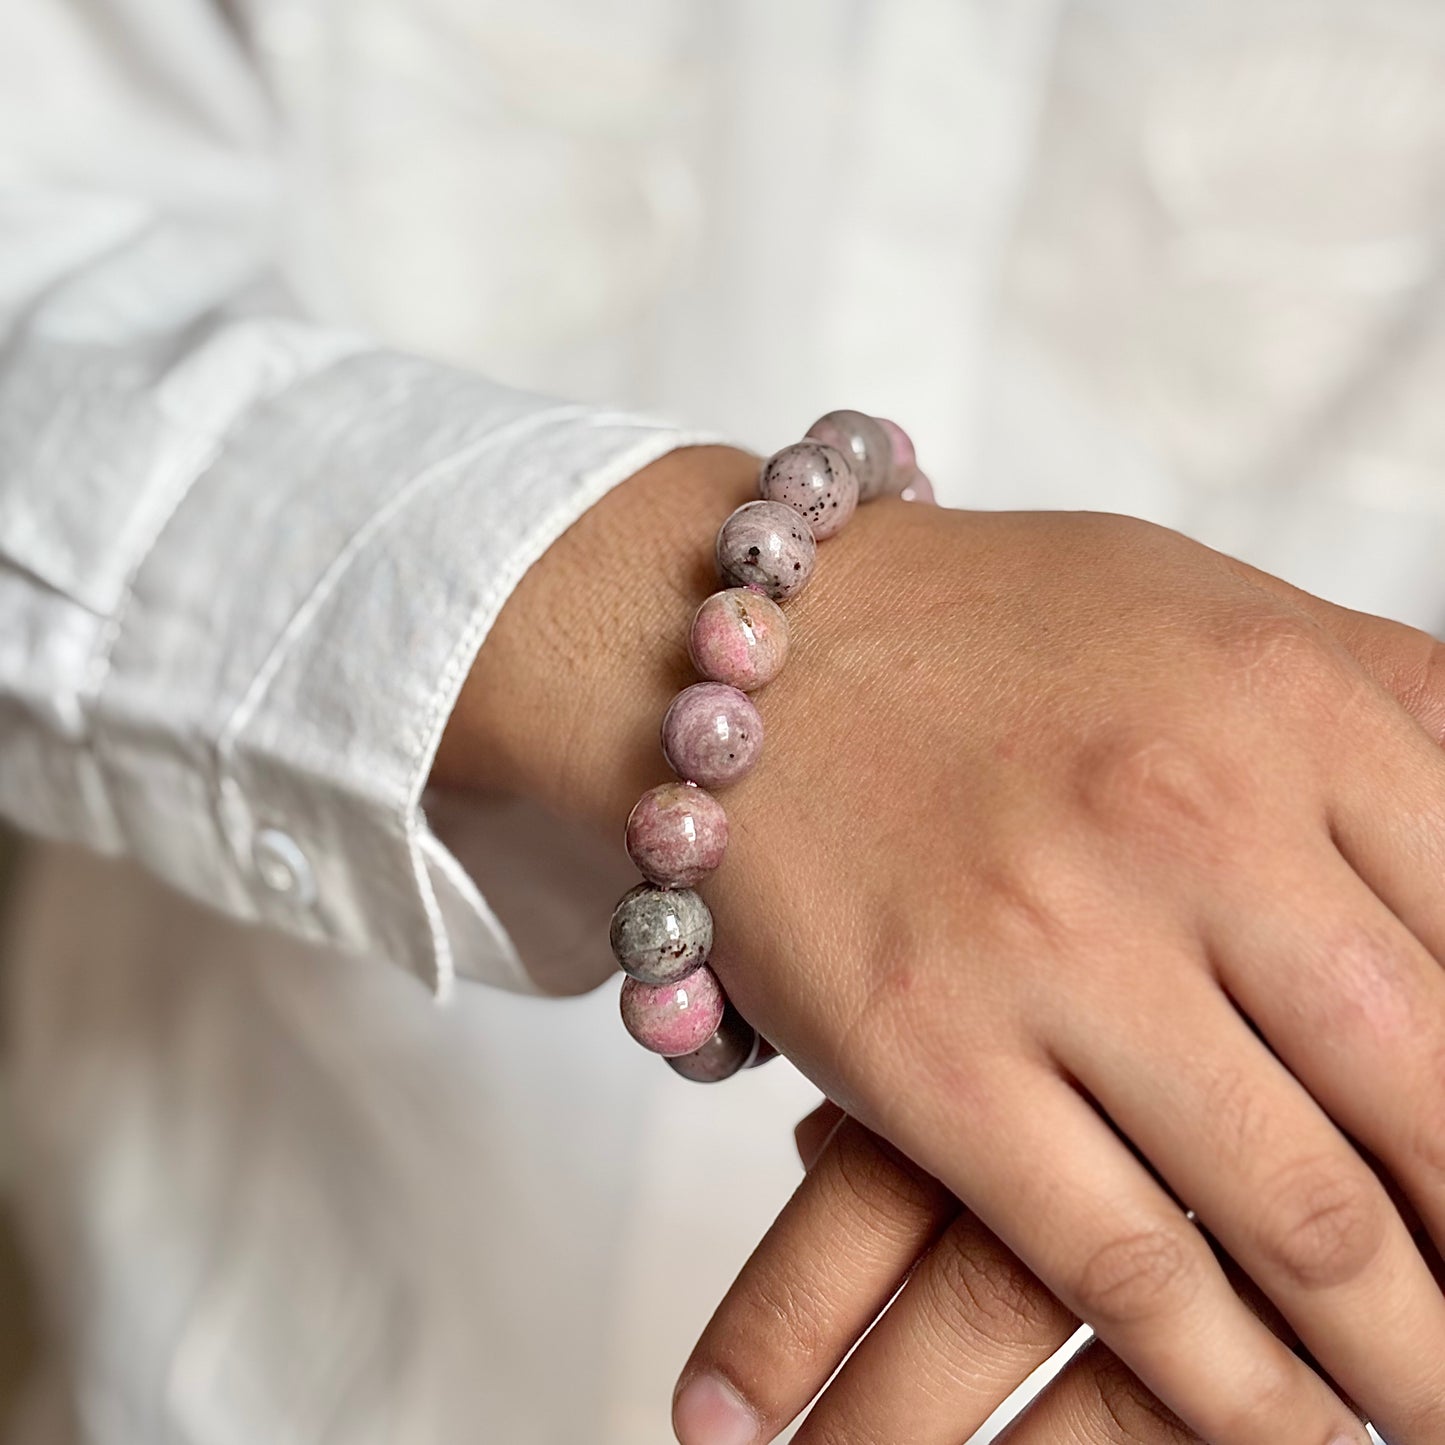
[3,2,1444,1442]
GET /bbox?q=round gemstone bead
[689,588,790,693]
[876,417,917,488]
[757,441,859,540]
[662,682,764,788]
[749,1037,779,1068]
[899,469,935,505]
[609,882,713,984]
[620,964,726,1057]
[625,782,729,888]
[715,500,817,602]
[666,1003,761,1083]
[806,409,892,501]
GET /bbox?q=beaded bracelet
[609,410,935,1083]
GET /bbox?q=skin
[681,1098,1386,1444]
[439,444,1445,1444]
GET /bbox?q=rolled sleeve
[87,340,707,995]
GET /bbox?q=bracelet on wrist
[609,410,934,1083]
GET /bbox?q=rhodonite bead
[621,964,726,1057]
[689,588,790,692]
[666,1003,761,1083]
[626,782,729,888]
[899,469,935,505]
[609,882,713,984]
[806,409,892,501]
[662,682,764,788]
[715,500,817,601]
[876,416,917,488]
[757,441,859,540]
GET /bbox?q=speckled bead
[666,1003,761,1083]
[621,964,727,1058]
[662,681,764,788]
[626,782,729,888]
[609,882,713,985]
[715,500,817,601]
[689,588,790,692]
[757,441,859,540]
[807,409,892,501]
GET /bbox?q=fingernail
[673,1372,759,1445]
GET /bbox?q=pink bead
[899,469,936,505]
[689,589,790,692]
[876,417,917,488]
[620,964,726,1057]
[806,410,891,501]
[662,682,764,789]
[626,782,729,888]
[757,441,859,539]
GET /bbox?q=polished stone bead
[625,782,729,888]
[689,588,790,692]
[715,500,817,602]
[757,440,859,540]
[899,469,936,505]
[749,1037,779,1068]
[667,1003,761,1083]
[620,963,726,1057]
[662,681,764,788]
[876,417,917,490]
[609,882,713,984]
[806,409,892,501]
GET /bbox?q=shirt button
[252,828,317,907]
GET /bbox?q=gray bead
[807,409,892,501]
[609,883,713,984]
[666,1004,761,1083]
[758,441,859,539]
[715,500,817,601]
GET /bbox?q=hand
[678,1100,1381,1444]
[444,445,1445,1443]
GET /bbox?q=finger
[1207,851,1445,1324]
[792,1209,1077,1444]
[794,1100,846,1170]
[1061,959,1445,1444]
[870,1068,1366,1445]
[996,1340,1201,1445]
[675,1115,955,1445]
[1328,692,1445,967]
[999,1250,1367,1445]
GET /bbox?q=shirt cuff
[94,344,714,995]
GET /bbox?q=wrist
[435,444,760,827]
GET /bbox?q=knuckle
[1313,917,1421,1040]
[1074,728,1236,842]
[1072,1227,1199,1329]
[1216,608,1337,695]
[925,1224,1071,1352]
[1085,1349,1198,1443]
[1253,1156,1386,1291]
